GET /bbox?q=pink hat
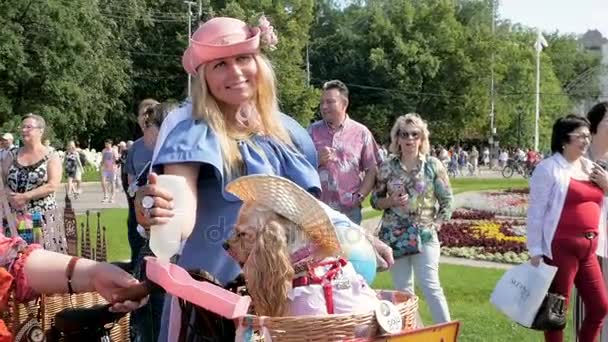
[182,17,260,75]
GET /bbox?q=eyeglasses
[21,125,41,130]
[398,130,421,140]
[568,132,591,141]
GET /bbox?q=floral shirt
[371,154,453,232]
[308,117,379,212]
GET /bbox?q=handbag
[379,221,421,258]
[490,261,558,327]
[530,292,567,331]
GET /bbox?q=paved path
[57,182,129,214]
[67,181,515,269]
[447,166,524,179]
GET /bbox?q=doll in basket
[224,174,390,317]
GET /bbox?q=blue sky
[499,0,608,37]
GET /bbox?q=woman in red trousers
[527,114,608,342]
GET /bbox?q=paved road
[448,166,524,179]
[56,182,129,214]
[63,180,514,270]
[64,171,513,215]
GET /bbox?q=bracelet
[65,256,80,295]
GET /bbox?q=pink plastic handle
[145,257,251,319]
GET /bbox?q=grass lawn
[450,177,528,194]
[93,207,571,342]
[77,208,131,261]
[62,165,104,183]
[362,177,529,221]
[372,266,574,342]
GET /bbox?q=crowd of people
[2,13,608,342]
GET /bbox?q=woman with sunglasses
[527,114,608,342]
[371,113,453,324]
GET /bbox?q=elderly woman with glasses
[371,113,453,324]
[527,114,608,342]
[1,114,62,226]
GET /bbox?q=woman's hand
[89,262,148,312]
[8,192,29,209]
[318,147,333,166]
[134,173,174,230]
[591,163,608,192]
[388,191,408,208]
[433,219,444,232]
[530,255,543,267]
[373,238,395,271]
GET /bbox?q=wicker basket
[243,291,418,342]
[8,292,129,342]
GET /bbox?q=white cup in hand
[149,175,188,262]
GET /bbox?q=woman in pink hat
[132,15,392,341]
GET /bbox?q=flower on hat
[258,15,278,51]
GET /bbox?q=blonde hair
[235,202,295,316]
[66,140,76,151]
[23,113,46,130]
[138,98,160,116]
[192,54,292,178]
[389,113,431,155]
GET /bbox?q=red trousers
[544,236,608,342]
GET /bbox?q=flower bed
[458,190,528,218]
[451,209,495,220]
[439,220,529,264]
[441,246,529,264]
[439,205,529,264]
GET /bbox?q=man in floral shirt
[308,80,379,224]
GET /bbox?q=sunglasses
[398,130,420,139]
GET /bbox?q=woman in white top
[527,114,608,342]
[498,150,509,168]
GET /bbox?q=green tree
[216,0,319,125]
[544,32,602,102]
[0,0,132,148]
[308,0,597,151]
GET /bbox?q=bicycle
[502,159,532,179]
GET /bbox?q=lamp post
[516,104,524,147]
[185,1,196,97]
[533,29,548,151]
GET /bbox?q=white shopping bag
[490,261,558,327]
